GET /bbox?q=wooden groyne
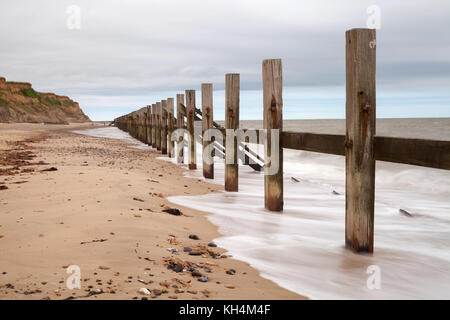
[113,28,450,254]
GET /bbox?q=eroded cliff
[0,76,90,124]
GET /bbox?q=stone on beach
[162,208,182,216]
[138,288,151,295]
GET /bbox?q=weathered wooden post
[225,74,239,191]
[176,94,185,164]
[147,105,152,145]
[185,90,197,169]
[202,83,214,179]
[345,28,376,253]
[167,98,175,158]
[132,113,136,138]
[133,113,136,137]
[156,102,162,151]
[139,110,142,140]
[136,112,140,140]
[139,109,143,142]
[142,108,147,143]
[130,113,134,137]
[244,136,250,165]
[161,100,168,155]
[151,103,156,148]
[263,59,283,211]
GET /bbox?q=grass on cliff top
[20,88,40,99]
[19,88,64,108]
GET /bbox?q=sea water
[75,118,450,299]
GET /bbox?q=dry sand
[0,123,303,300]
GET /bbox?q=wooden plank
[147,105,151,145]
[176,94,185,164]
[167,98,174,157]
[374,136,450,170]
[280,131,450,170]
[140,109,144,142]
[202,83,214,179]
[161,100,168,155]
[345,28,376,253]
[156,102,161,151]
[185,90,197,169]
[225,73,239,191]
[151,103,156,148]
[142,108,147,143]
[282,132,345,155]
[263,59,283,212]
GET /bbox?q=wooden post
[225,74,239,191]
[263,59,283,211]
[143,109,147,143]
[136,112,140,140]
[132,113,135,137]
[167,98,175,158]
[161,100,168,154]
[147,105,152,145]
[151,103,156,148]
[244,136,249,165]
[139,110,142,141]
[156,102,161,151]
[345,28,376,253]
[202,83,214,179]
[140,110,143,141]
[185,90,197,169]
[176,94,185,164]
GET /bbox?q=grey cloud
[0,0,449,107]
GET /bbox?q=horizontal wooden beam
[282,131,345,156]
[281,131,450,170]
[374,136,450,170]
[178,105,449,170]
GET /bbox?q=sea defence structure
[114,28,450,254]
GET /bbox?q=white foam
[75,127,450,299]
[167,145,450,299]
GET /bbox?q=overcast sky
[1,0,449,120]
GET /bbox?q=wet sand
[0,123,303,300]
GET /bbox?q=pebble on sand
[138,288,151,295]
[163,208,182,216]
[226,269,236,275]
[191,270,202,277]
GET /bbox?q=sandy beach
[0,123,303,300]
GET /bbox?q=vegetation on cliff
[0,76,90,124]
